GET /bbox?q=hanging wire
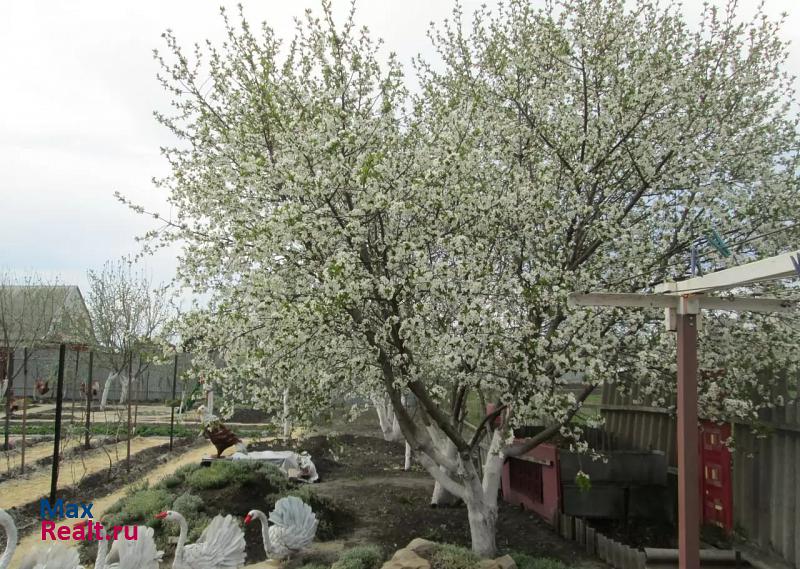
[601,223,799,291]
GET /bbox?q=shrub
[429,544,479,569]
[186,464,232,490]
[106,487,173,526]
[162,475,183,489]
[172,492,204,517]
[301,564,330,569]
[331,545,384,569]
[185,460,290,492]
[174,463,201,478]
[509,554,569,569]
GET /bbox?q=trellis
[569,251,800,569]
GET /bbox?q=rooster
[197,405,241,458]
[80,381,100,398]
[35,378,50,397]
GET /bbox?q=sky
[1,0,799,295]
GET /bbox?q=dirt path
[0,439,81,475]
[0,403,57,420]
[0,438,168,510]
[7,441,229,569]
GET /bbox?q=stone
[380,549,431,569]
[406,538,437,558]
[477,559,501,569]
[495,555,517,569]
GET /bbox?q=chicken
[197,406,241,458]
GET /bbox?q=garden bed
[253,433,602,567]
[7,437,195,537]
[86,456,353,565]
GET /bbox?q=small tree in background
[86,258,174,409]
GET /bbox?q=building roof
[0,285,93,347]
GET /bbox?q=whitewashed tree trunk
[404,441,412,471]
[206,389,214,418]
[391,414,402,440]
[429,429,462,506]
[470,429,506,556]
[374,397,402,441]
[100,372,116,410]
[418,445,499,557]
[282,387,291,440]
[118,373,130,405]
[178,387,186,416]
[464,494,498,558]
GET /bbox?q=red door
[699,421,733,531]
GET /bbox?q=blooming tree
[130,0,800,555]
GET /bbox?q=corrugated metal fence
[600,382,800,569]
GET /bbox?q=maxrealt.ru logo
[39,499,138,541]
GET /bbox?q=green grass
[331,545,384,569]
[185,460,291,492]
[509,553,570,569]
[104,484,173,526]
[429,544,480,569]
[300,564,330,569]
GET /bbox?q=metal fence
[599,382,800,569]
[4,347,198,403]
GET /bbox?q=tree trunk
[465,497,498,558]
[100,372,115,410]
[430,435,462,506]
[282,387,291,440]
[374,397,402,441]
[118,372,129,405]
[404,441,412,471]
[482,429,506,506]
[468,445,504,557]
[3,350,14,451]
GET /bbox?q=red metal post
[677,312,700,569]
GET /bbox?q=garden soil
[252,429,603,569]
[7,439,211,569]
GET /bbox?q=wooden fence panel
[599,384,800,569]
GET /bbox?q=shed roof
[0,285,93,347]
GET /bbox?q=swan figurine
[0,509,17,569]
[0,509,83,569]
[245,496,318,560]
[155,511,245,569]
[74,521,162,569]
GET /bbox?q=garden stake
[126,351,132,471]
[84,351,93,450]
[21,347,28,472]
[70,348,80,424]
[170,352,178,451]
[50,343,66,506]
[3,349,14,451]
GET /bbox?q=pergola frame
[568,250,800,569]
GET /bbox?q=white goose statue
[244,496,318,560]
[74,521,162,569]
[155,512,245,569]
[0,509,83,569]
[0,509,17,569]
